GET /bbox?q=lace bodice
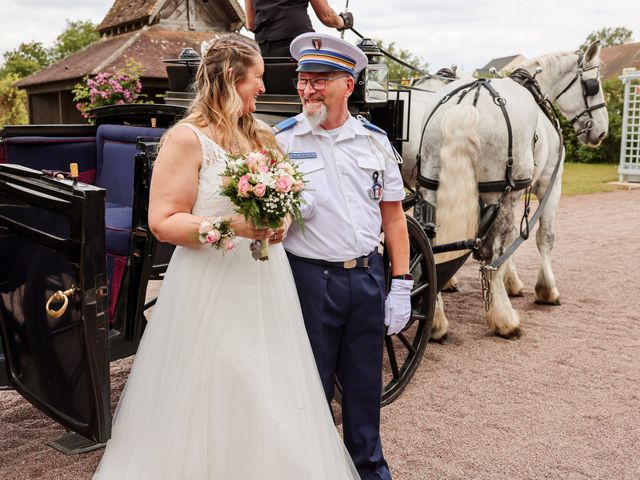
[182,124,236,219]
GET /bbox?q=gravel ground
[1,188,639,480]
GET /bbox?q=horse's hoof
[495,327,522,340]
[535,298,561,306]
[429,332,449,344]
[508,290,524,298]
[442,285,461,293]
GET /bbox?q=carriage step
[46,431,105,455]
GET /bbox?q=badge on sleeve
[370,171,384,201]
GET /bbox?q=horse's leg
[430,293,449,342]
[534,176,562,305]
[481,194,522,338]
[486,265,522,338]
[503,256,524,297]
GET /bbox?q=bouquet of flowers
[219,147,305,260]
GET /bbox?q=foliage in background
[562,76,624,164]
[49,20,100,62]
[374,40,429,84]
[0,73,28,127]
[72,59,145,119]
[0,41,51,79]
[0,20,100,127]
[579,26,634,51]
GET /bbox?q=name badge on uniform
[289,151,318,160]
[370,171,384,201]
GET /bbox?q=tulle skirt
[93,241,359,479]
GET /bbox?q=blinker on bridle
[555,50,606,135]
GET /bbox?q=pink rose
[238,175,252,197]
[277,162,288,170]
[258,164,269,173]
[275,175,293,193]
[199,220,212,235]
[220,237,235,252]
[245,154,258,171]
[253,183,267,197]
[206,229,221,244]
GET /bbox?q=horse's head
[553,41,609,147]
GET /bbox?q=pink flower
[206,229,221,244]
[199,220,212,235]
[275,175,293,193]
[253,183,267,197]
[238,175,252,197]
[258,164,269,173]
[220,237,235,252]
[277,162,287,170]
[245,154,258,171]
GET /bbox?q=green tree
[562,77,624,163]
[579,27,633,51]
[0,73,28,127]
[374,40,428,84]
[0,41,51,79]
[50,20,100,61]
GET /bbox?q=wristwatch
[391,274,413,281]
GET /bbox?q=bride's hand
[267,216,291,244]
[229,215,270,240]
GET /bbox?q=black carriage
[0,41,445,451]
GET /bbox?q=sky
[0,0,638,72]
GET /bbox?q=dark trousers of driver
[288,251,392,480]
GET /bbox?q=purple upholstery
[3,137,97,183]
[96,125,165,255]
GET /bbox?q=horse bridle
[555,50,606,136]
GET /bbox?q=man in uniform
[275,32,413,480]
[244,0,354,57]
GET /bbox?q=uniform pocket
[300,158,329,203]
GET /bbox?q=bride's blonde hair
[180,33,277,153]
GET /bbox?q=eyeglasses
[292,75,350,90]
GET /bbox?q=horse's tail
[434,104,481,263]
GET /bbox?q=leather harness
[413,51,603,271]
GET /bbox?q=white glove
[384,279,413,335]
[299,191,317,220]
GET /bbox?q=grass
[561,162,621,195]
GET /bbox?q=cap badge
[312,38,322,50]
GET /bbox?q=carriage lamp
[357,39,389,105]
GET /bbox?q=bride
[93,33,359,479]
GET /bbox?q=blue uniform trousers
[287,251,391,480]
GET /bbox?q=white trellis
[619,70,640,182]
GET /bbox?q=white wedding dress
[93,124,359,479]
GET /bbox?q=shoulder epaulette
[359,117,387,136]
[272,117,298,135]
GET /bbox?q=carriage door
[0,164,111,445]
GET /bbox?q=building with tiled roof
[475,54,526,76]
[16,0,245,124]
[600,42,640,79]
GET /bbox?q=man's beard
[303,102,328,128]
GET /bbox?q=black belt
[287,249,378,269]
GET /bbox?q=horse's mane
[518,51,578,76]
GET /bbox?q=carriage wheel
[380,214,437,406]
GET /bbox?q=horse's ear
[585,40,602,64]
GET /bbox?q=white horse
[414,41,608,339]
